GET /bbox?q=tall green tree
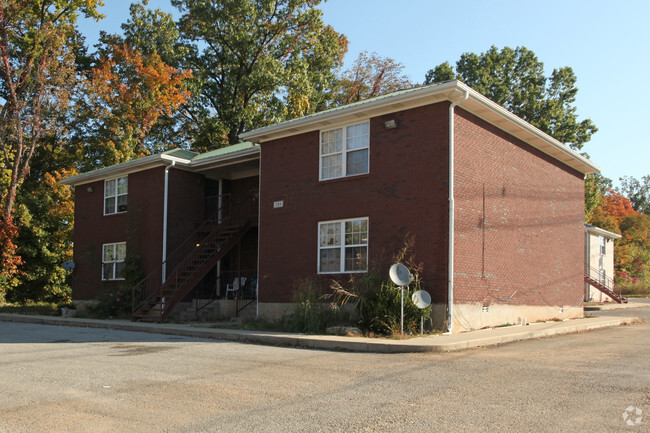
[585,173,612,222]
[0,0,103,295]
[171,0,348,150]
[0,0,102,221]
[618,175,650,215]
[424,46,597,150]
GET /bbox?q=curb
[0,313,640,353]
[584,303,649,311]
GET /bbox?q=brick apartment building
[63,80,600,332]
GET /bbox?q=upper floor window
[104,176,128,215]
[102,242,126,280]
[318,218,368,274]
[599,235,606,255]
[320,122,369,180]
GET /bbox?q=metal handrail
[585,264,623,300]
[132,192,257,319]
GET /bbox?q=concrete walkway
[0,311,642,353]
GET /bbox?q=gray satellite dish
[412,290,431,309]
[389,263,412,287]
[62,260,75,271]
[390,263,413,335]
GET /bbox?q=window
[320,122,369,180]
[318,218,368,273]
[102,242,126,280]
[599,235,606,255]
[104,176,128,215]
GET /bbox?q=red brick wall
[223,175,260,222]
[258,103,451,303]
[166,169,204,254]
[453,108,585,307]
[72,167,166,299]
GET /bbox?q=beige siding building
[585,225,621,302]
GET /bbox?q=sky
[79,0,650,188]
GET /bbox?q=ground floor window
[102,242,126,280]
[318,218,368,273]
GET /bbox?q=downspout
[446,89,469,334]
[216,179,223,295]
[255,143,262,319]
[162,160,175,283]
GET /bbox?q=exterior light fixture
[86,186,94,193]
[384,119,398,129]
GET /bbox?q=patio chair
[225,277,247,299]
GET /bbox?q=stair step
[132,219,252,322]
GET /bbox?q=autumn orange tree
[75,38,192,168]
[0,0,103,298]
[587,188,650,288]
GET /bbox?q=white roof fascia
[585,225,622,239]
[239,81,460,143]
[459,82,601,174]
[61,153,192,186]
[240,80,600,175]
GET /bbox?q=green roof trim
[192,142,258,161]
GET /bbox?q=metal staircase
[131,195,254,322]
[584,265,627,304]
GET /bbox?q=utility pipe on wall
[162,160,175,283]
[447,90,469,334]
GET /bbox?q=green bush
[327,236,432,336]
[284,279,347,333]
[87,285,133,319]
[87,254,142,319]
[329,270,430,336]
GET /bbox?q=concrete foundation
[452,303,583,333]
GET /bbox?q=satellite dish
[62,260,75,272]
[412,290,431,309]
[389,263,412,287]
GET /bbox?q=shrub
[618,280,650,297]
[329,270,430,335]
[284,278,347,333]
[87,285,133,319]
[0,301,60,316]
[327,236,432,336]
[87,254,142,319]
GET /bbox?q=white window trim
[104,176,128,215]
[102,242,126,281]
[599,235,606,256]
[319,121,370,181]
[317,217,369,274]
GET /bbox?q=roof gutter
[585,224,622,239]
[464,89,601,174]
[446,88,469,335]
[61,153,192,186]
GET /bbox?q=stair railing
[585,264,624,302]
[132,192,257,319]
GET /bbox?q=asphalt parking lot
[0,305,648,432]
